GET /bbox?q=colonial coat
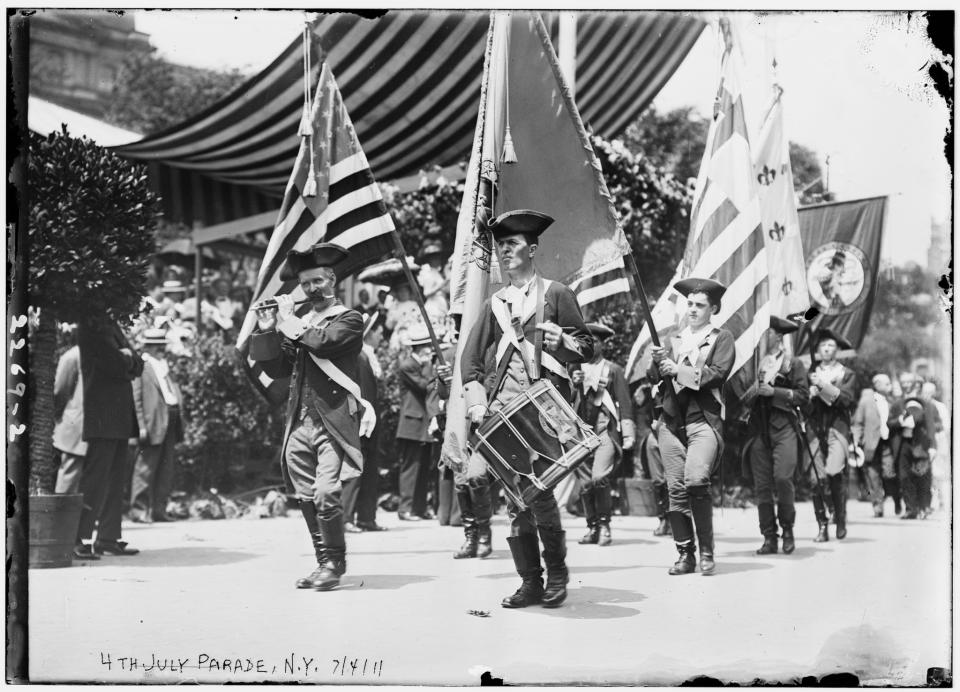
[461,276,593,407]
[805,362,857,442]
[573,358,635,458]
[746,353,809,442]
[249,303,364,491]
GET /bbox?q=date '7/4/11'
[332,657,382,677]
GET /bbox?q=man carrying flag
[251,243,368,592]
[649,278,734,576]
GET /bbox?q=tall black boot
[667,511,697,575]
[472,480,494,558]
[889,478,903,515]
[501,535,544,608]
[538,526,569,608]
[578,483,599,544]
[595,480,613,546]
[453,489,478,559]
[829,473,848,539]
[652,483,672,536]
[812,484,830,542]
[689,485,715,575]
[778,501,796,554]
[313,515,347,591]
[756,502,778,555]
[296,501,325,589]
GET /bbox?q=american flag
[236,62,397,404]
[568,256,632,316]
[626,18,770,409]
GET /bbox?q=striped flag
[753,89,810,320]
[236,62,397,403]
[627,18,770,410]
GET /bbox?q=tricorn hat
[673,277,727,304]
[769,316,799,335]
[487,209,554,238]
[812,327,852,351]
[279,243,349,281]
[585,322,615,340]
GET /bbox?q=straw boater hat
[161,280,186,294]
[487,209,554,238]
[404,324,433,348]
[140,327,168,346]
[279,243,349,281]
[419,241,444,260]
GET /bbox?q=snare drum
[468,379,601,510]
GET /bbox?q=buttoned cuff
[557,332,581,355]
[818,381,840,405]
[675,363,701,390]
[771,387,795,409]
[464,381,488,409]
[277,313,308,340]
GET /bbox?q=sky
[133,9,952,269]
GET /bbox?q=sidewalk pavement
[28,499,951,685]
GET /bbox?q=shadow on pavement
[539,585,646,619]
[340,574,436,590]
[100,547,257,568]
[694,560,773,577]
[721,546,820,560]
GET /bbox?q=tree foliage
[104,50,246,135]
[28,127,160,326]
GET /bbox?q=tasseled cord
[300,19,318,198]
[501,57,518,165]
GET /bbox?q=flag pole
[388,231,447,366]
[622,251,662,349]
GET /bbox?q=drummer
[461,209,594,609]
[570,322,636,547]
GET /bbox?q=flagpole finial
[502,126,518,165]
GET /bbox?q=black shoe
[836,522,847,540]
[669,542,697,575]
[296,565,325,589]
[356,521,387,532]
[344,522,363,534]
[894,499,903,515]
[453,528,478,559]
[541,571,568,608]
[501,578,544,608]
[313,559,346,591]
[398,512,422,521]
[597,523,612,547]
[814,523,830,542]
[781,527,795,555]
[653,518,672,537]
[699,551,716,575]
[901,512,918,520]
[578,525,599,545]
[756,536,778,555]
[476,525,493,559]
[94,540,140,556]
[73,543,101,560]
[151,513,173,523]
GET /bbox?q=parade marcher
[893,373,938,520]
[805,328,857,542]
[251,243,369,592]
[396,326,444,521]
[920,381,949,513]
[53,327,86,495]
[130,327,184,523]
[648,278,734,576]
[851,373,900,517]
[744,316,808,555]
[461,209,594,608]
[342,312,388,532]
[75,315,144,558]
[570,322,635,546]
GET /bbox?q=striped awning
[115,11,704,227]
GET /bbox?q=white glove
[275,294,296,322]
[358,399,377,438]
[467,404,487,425]
[623,436,635,451]
[428,417,439,436]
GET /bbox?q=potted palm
[27,127,159,567]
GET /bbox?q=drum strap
[532,276,545,381]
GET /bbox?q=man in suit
[396,326,442,521]
[76,315,144,558]
[851,373,900,517]
[894,373,938,520]
[251,242,369,592]
[342,312,387,533]
[53,325,86,497]
[649,278,735,576]
[805,327,857,542]
[745,316,809,555]
[130,327,183,524]
[570,322,635,546]
[461,209,594,609]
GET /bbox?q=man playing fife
[570,322,635,546]
[252,243,372,592]
[745,316,808,555]
[649,278,734,576]
[461,209,594,609]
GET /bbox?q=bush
[170,332,286,493]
